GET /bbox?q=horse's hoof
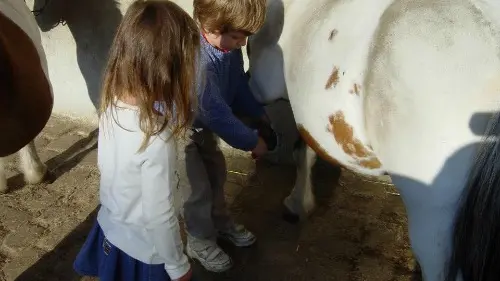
[282,206,300,224]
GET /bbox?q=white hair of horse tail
[446,112,500,281]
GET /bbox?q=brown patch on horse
[325,67,340,89]
[327,111,381,169]
[0,11,53,157]
[297,124,342,167]
[328,29,338,41]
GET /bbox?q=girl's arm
[140,140,190,280]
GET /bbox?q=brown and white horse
[0,0,53,192]
[248,0,500,280]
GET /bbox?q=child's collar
[201,32,230,53]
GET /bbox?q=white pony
[0,0,52,192]
[247,0,500,280]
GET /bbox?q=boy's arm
[231,49,267,120]
[141,141,190,280]
[197,69,259,151]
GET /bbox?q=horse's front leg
[18,141,47,185]
[283,138,317,222]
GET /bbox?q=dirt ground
[0,115,421,281]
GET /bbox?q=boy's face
[206,30,249,51]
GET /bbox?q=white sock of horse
[285,144,317,217]
[19,141,46,184]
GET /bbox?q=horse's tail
[446,112,500,281]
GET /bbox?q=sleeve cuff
[165,258,191,280]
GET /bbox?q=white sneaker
[186,237,233,273]
[218,223,256,247]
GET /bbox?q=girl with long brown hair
[73,1,200,280]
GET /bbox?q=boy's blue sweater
[193,35,265,151]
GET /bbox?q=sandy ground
[0,115,421,281]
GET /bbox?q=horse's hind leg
[0,141,47,193]
[19,141,47,185]
[392,173,464,281]
[283,138,317,222]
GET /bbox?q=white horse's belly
[280,0,394,176]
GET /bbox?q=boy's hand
[253,117,277,152]
[251,137,268,159]
[173,268,192,281]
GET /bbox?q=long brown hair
[99,0,200,152]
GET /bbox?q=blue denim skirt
[73,220,172,281]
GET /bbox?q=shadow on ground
[15,208,98,281]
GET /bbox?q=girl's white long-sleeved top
[96,100,189,280]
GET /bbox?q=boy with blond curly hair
[183,0,270,273]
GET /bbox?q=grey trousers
[183,128,232,242]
